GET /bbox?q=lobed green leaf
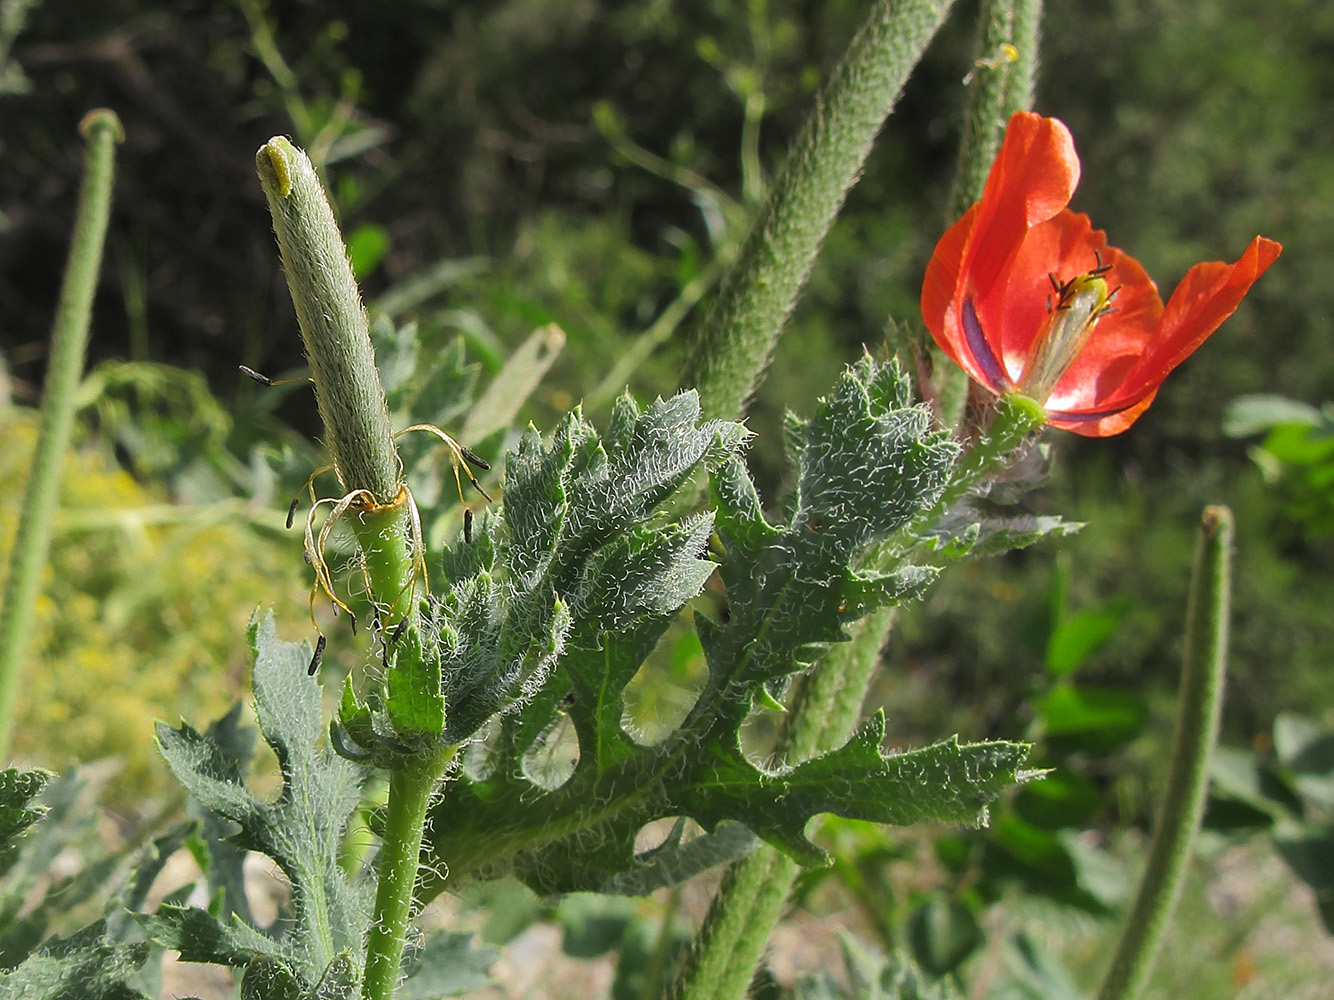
[152,615,371,989]
[421,360,1030,897]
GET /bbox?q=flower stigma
[1017,271,1117,404]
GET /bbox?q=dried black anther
[390,617,409,644]
[286,497,300,529]
[460,445,491,471]
[239,364,274,387]
[464,507,475,544]
[308,634,326,675]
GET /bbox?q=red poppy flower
[921,111,1282,436]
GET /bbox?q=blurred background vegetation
[2,0,1332,993]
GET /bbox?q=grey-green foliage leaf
[596,820,758,897]
[430,391,744,746]
[143,902,282,968]
[424,360,1030,896]
[928,508,1082,560]
[184,702,265,934]
[397,930,498,998]
[310,951,360,1000]
[0,777,173,997]
[150,614,371,988]
[0,816,191,997]
[0,924,152,1000]
[0,766,50,877]
[240,954,306,1000]
[104,822,194,954]
[703,356,957,717]
[796,937,965,1000]
[680,717,1028,864]
[1,765,105,905]
[0,764,129,970]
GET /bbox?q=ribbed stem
[1096,506,1233,1000]
[682,0,957,420]
[670,607,897,1000]
[0,110,122,757]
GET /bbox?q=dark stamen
[307,634,326,675]
[460,445,491,471]
[239,364,273,387]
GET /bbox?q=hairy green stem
[670,607,897,1000]
[637,884,684,1000]
[947,0,1043,221]
[0,110,122,757]
[1096,506,1232,1000]
[1007,0,1043,119]
[363,745,457,1000]
[255,136,414,616]
[682,0,957,420]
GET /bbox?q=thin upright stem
[682,0,957,420]
[0,110,122,757]
[1096,506,1233,1000]
[947,0,1043,221]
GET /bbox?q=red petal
[963,113,1081,310]
[1047,392,1158,437]
[1098,236,1283,410]
[921,206,975,359]
[923,113,1083,395]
